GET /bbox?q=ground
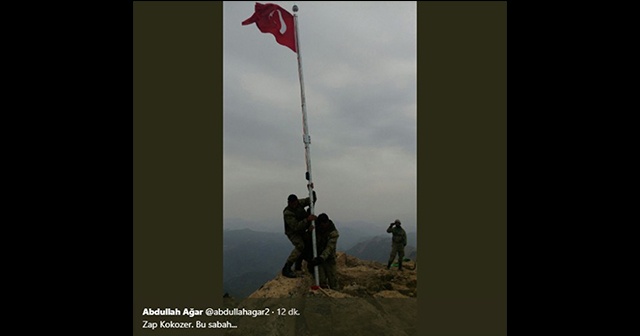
[220,252,418,335]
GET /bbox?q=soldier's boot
[398,260,403,271]
[282,262,297,278]
[386,261,392,270]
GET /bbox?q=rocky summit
[220,252,418,336]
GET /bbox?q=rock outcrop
[220,252,417,335]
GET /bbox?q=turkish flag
[242,2,297,53]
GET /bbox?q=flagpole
[292,4,320,287]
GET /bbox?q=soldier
[308,213,340,289]
[281,184,317,278]
[386,219,407,270]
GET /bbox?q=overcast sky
[223,1,417,232]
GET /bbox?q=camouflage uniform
[387,220,407,270]
[308,219,340,289]
[283,191,316,265]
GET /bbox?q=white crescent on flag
[243,3,297,52]
[277,10,287,34]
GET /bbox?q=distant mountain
[318,220,417,252]
[224,217,417,246]
[223,229,292,297]
[333,226,377,252]
[345,234,417,264]
[223,218,282,233]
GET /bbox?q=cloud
[223,1,417,230]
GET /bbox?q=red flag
[242,2,297,53]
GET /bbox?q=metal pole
[293,5,319,287]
